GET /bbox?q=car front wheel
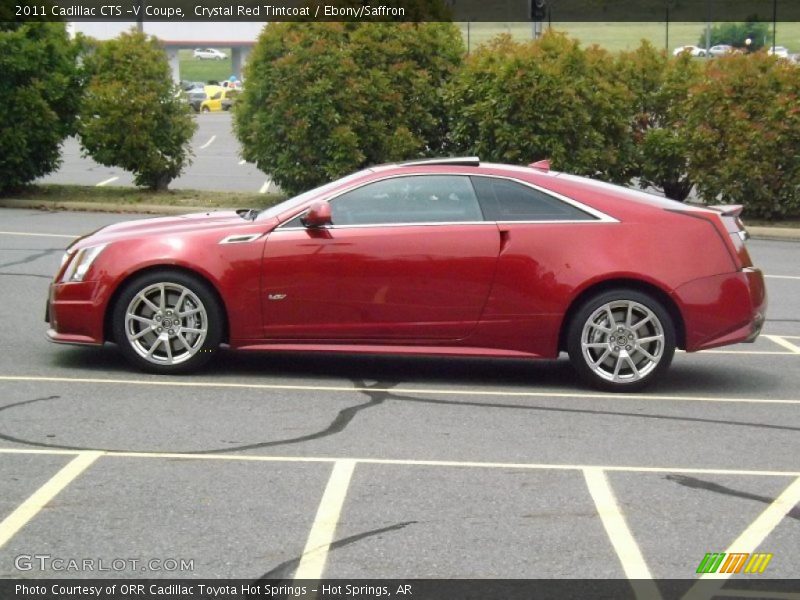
[112,270,222,373]
[567,289,676,392]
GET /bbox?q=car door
[260,174,500,341]
[470,174,605,318]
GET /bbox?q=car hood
[70,211,269,249]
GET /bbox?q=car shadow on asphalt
[48,344,780,397]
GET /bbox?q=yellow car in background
[199,86,239,112]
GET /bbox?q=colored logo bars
[696,553,773,574]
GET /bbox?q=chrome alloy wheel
[580,300,665,384]
[124,282,208,365]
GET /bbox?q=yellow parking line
[717,591,800,599]
[584,468,661,599]
[1,374,799,406]
[764,335,800,354]
[681,349,794,355]
[0,448,798,478]
[685,476,800,599]
[0,451,102,549]
[294,460,356,581]
[95,176,119,187]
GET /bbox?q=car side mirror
[302,202,332,228]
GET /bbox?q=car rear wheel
[112,270,222,373]
[201,106,210,113]
[567,289,676,392]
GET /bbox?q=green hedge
[686,52,800,218]
[78,30,196,191]
[235,22,464,196]
[445,32,634,184]
[7,24,800,219]
[0,23,81,193]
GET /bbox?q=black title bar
[7,0,800,23]
[3,579,800,600]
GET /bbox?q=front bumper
[676,267,767,352]
[45,280,105,346]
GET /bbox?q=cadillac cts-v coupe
[46,158,766,391]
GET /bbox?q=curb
[747,226,800,242]
[0,198,222,216]
[2,198,799,241]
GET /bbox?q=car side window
[471,176,595,221]
[329,175,483,226]
[210,92,222,100]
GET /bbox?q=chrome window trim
[276,221,493,232]
[274,172,619,231]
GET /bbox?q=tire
[112,270,222,374]
[201,106,210,113]
[566,289,676,392]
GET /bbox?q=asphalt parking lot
[37,113,277,194]
[0,208,799,596]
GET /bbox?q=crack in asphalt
[0,272,52,279]
[0,384,798,456]
[255,521,417,582]
[0,248,61,270]
[0,380,412,455]
[666,474,800,521]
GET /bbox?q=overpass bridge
[69,22,265,81]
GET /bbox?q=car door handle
[499,229,511,254]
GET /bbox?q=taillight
[707,205,753,268]
[666,205,751,270]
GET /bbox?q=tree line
[3,22,799,219]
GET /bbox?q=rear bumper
[45,281,105,346]
[676,267,767,352]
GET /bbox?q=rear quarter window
[472,176,595,222]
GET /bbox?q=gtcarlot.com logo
[696,552,773,574]
[14,554,194,573]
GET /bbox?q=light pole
[530,0,546,40]
[772,0,778,54]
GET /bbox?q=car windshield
[257,169,374,220]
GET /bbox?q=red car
[47,158,766,391]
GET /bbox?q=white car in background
[672,45,706,57]
[193,48,227,60]
[767,46,790,58]
[708,44,737,57]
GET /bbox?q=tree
[685,53,800,218]
[617,41,703,201]
[234,22,464,196]
[79,30,196,190]
[0,22,81,193]
[699,20,770,51]
[444,32,635,183]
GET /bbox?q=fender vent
[219,234,261,244]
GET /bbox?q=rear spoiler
[706,204,744,218]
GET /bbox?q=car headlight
[60,244,107,282]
